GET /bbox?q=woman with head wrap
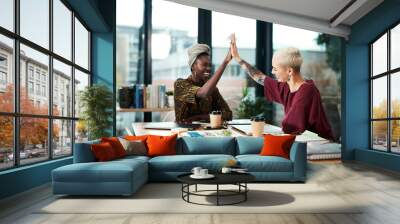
[230,34,335,141]
[174,43,233,122]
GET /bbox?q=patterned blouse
[174,78,232,122]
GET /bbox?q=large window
[0,0,91,170]
[152,0,197,89]
[273,24,342,139]
[371,23,400,153]
[20,0,49,49]
[116,0,144,134]
[0,35,13,112]
[152,0,197,121]
[53,0,72,60]
[212,12,256,118]
[114,1,343,141]
[0,0,13,32]
[74,18,89,70]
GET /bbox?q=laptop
[143,122,201,130]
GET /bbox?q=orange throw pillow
[91,142,118,161]
[124,135,149,142]
[260,134,296,159]
[101,137,127,158]
[146,134,177,157]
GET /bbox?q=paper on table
[230,124,327,142]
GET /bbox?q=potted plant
[79,84,113,140]
[235,87,269,119]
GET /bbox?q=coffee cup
[191,167,202,176]
[200,169,209,176]
[251,116,265,137]
[221,167,232,174]
[210,111,222,128]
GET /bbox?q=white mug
[221,167,232,174]
[191,167,202,176]
[200,169,208,176]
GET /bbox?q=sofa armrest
[73,140,100,163]
[289,142,307,181]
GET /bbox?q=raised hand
[224,45,233,64]
[230,33,241,62]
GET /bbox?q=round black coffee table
[177,173,255,206]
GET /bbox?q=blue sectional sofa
[52,136,307,196]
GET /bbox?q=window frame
[369,20,400,154]
[0,0,91,171]
[116,0,273,127]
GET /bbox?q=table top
[131,121,328,142]
[177,172,255,185]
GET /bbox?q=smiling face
[271,47,303,82]
[271,58,291,82]
[191,54,211,84]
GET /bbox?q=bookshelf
[117,108,174,112]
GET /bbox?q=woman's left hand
[230,34,241,62]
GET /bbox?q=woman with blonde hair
[230,34,334,140]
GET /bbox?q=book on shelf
[158,85,166,108]
[134,84,144,108]
[129,84,169,109]
[143,86,149,108]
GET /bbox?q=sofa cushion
[148,154,235,172]
[118,138,147,156]
[236,155,293,172]
[91,142,118,161]
[260,134,296,159]
[147,134,177,157]
[52,159,147,183]
[177,137,236,155]
[115,155,150,163]
[101,137,127,158]
[235,136,263,155]
[124,135,149,142]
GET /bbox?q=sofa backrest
[73,136,304,162]
[177,137,236,155]
[73,139,100,163]
[235,136,264,155]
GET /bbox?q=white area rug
[38,183,361,214]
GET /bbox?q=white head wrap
[188,43,210,68]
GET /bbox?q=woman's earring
[288,75,291,82]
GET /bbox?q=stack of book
[129,84,168,109]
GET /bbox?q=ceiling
[167,0,384,38]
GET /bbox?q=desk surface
[131,121,328,142]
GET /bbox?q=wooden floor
[1,161,400,224]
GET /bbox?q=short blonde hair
[272,47,303,72]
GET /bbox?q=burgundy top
[264,76,334,140]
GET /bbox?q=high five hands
[230,33,241,62]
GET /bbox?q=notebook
[143,122,201,130]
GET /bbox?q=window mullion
[14,0,21,166]
[49,0,54,160]
[71,10,76,152]
[388,30,391,152]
